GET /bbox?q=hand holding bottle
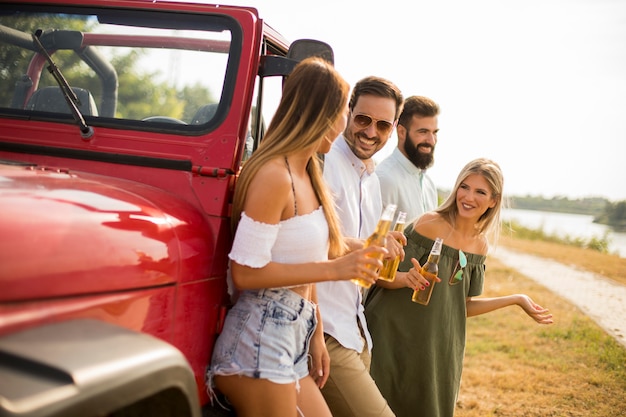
[412,237,443,305]
[379,211,407,282]
[385,230,407,259]
[331,245,388,286]
[395,257,440,290]
[352,204,397,288]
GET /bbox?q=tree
[594,201,626,231]
[0,15,93,106]
[1,15,215,121]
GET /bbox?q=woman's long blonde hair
[231,57,350,257]
[436,158,505,243]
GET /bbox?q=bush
[504,221,611,254]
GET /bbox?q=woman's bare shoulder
[245,157,292,221]
[249,157,290,190]
[473,234,490,256]
[415,211,440,225]
[413,212,447,237]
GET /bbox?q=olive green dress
[364,229,486,417]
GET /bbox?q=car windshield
[0,4,239,132]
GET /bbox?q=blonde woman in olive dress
[365,158,553,417]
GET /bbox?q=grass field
[454,237,626,416]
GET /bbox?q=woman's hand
[309,328,330,388]
[329,245,388,286]
[517,294,554,324]
[408,258,441,289]
[378,258,442,290]
[384,230,406,261]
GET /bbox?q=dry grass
[498,235,626,285]
[455,238,626,416]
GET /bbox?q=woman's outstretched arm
[466,294,554,324]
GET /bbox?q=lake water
[501,208,626,258]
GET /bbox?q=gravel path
[491,247,626,348]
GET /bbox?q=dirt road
[492,247,626,348]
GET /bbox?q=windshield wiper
[32,29,94,139]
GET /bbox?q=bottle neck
[427,253,440,263]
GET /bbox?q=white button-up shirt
[376,147,438,224]
[317,135,382,353]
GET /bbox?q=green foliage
[500,194,626,232]
[594,201,626,232]
[37,49,101,95]
[505,220,612,254]
[547,317,626,380]
[510,195,607,216]
[179,83,214,122]
[111,51,183,119]
[1,15,215,121]
[0,15,93,106]
[441,188,626,232]
[441,190,626,232]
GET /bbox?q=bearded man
[376,95,440,223]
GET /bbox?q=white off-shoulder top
[228,207,329,290]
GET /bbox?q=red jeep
[0,1,333,415]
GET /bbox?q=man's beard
[404,135,434,170]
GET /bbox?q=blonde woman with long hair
[207,57,389,417]
[366,158,553,417]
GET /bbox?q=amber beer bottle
[411,237,443,305]
[378,211,407,282]
[351,204,397,289]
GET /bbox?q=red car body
[0,1,333,415]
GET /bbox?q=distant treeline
[509,195,626,232]
[509,195,606,215]
[593,201,626,232]
[436,191,626,232]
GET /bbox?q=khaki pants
[321,334,395,417]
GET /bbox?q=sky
[216,0,626,201]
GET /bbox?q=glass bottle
[378,211,407,282]
[411,237,443,305]
[351,204,397,289]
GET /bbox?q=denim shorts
[207,288,317,386]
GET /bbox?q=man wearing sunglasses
[317,76,404,417]
[376,95,440,224]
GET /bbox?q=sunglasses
[449,250,467,286]
[352,113,395,136]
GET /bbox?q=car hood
[0,161,212,302]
